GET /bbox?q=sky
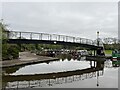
[2,1,118,40]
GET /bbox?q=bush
[2,44,9,60]
[7,45,19,59]
[2,44,19,60]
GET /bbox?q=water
[10,59,90,75]
[2,58,118,89]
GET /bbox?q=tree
[1,20,9,60]
[1,20,20,60]
[103,37,120,50]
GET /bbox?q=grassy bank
[104,50,112,55]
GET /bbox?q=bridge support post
[66,36,68,42]
[19,32,22,39]
[73,37,75,42]
[30,33,32,39]
[6,31,10,39]
[90,61,92,67]
[94,50,96,56]
[63,36,65,41]
[94,61,96,67]
[50,35,52,40]
[80,38,81,43]
[58,35,60,41]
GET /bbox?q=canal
[2,57,118,89]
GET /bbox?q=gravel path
[1,52,58,68]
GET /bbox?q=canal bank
[1,52,59,68]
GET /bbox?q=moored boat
[112,49,120,67]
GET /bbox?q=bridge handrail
[7,31,103,47]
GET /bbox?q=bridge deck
[6,31,104,49]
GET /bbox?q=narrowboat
[112,49,120,67]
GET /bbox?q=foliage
[8,45,19,58]
[1,20,20,60]
[103,37,118,44]
[102,37,120,50]
[104,44,120,50]
[104,50,112,55]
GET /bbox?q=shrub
[7,45,19,59]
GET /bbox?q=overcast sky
[2,2,118,40]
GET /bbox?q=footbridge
[6,31,104,49]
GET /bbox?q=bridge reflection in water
[2,60,104,89]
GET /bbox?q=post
[28,81,30,87]
[7,31,10,39]
[56,35,57,41]
[97,71,99,87]
[48,35,49,40]
[41,33,42,40]
[94,50,96,56]
[63,36,65,41]
[73,37,75,42]
[90,61,92,67]
[17,81,19,89]
[94,61,96,67]
[97,31,99,46]
[50,35,52,40]
[66,36,68,42]
[30,33,32,39]
[39,34,41,40]
[80,38,81,43]
[86,39,88,44]
[58,35,60,41]
[20,32,22,39]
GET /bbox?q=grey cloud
[2,2,118,40]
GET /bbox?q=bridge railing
[7,31,103,46]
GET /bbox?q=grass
[104,50,112,55]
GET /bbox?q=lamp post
[97,31,99,46]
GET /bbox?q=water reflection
[2,55,85,75]
[2,57,106,89]
[56,54,82,61]
[3,71,104,89]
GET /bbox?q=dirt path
[1,52,58,68]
